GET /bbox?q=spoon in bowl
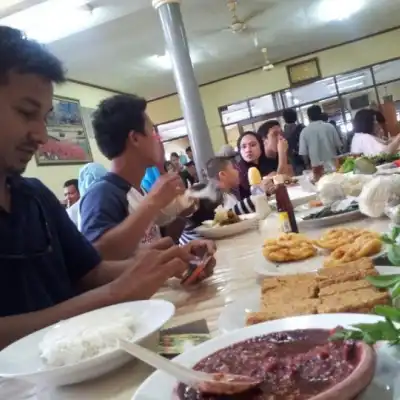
[118,339,262,395]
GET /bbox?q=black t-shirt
[0,177,101,317]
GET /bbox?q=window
[225,124,241,148]
[283,77,336,106]
[373,59,400,84]
[220,102,251,125]
[157,119,187,142]
[249,94,275,117]
[335,68,374,94]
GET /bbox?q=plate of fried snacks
[315,228,385,268]
[256,229,385,276]
[195,208,258,239]
[221,258,390,332]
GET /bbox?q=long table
[3,214,391,400]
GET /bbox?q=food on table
[308,199,323,208]
[262,233,316,262]
[381,226,400,266]
[247,258,389,326]
[315,228,380,251]
[353,157,377,174]
[176,329,368,400]
[368,152,400,166]
[272,174,298,186]
[302,200,359,221]
[317,228,382,268]
[338,153,400,173]
[213,208,241,226]
[39,311,135,367]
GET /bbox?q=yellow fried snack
[324,236,382,268]
[315,228,380,251]
[263,233,317,263]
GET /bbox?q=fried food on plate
[263,233,317,263]
[324,236,382,268]
[315,228,380,251]
[317,288,389,314]
[246,299,320,325]
[318,279,373,298]
[261,273,316,293]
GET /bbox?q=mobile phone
[180,255,212,287]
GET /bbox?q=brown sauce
[176,329,360,400]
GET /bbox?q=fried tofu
[316,258,377,288]
[261,282,318,309]
[247,299,320,326]
[317,288,389,314]
[319,279,373,298]
[261,273,316,294]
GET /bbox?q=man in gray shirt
[299,105,342,169]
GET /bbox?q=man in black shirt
[0,27,213,350]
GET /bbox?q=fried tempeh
[317,288,389,314]
[319,279,373,298]
[247,299,320,326]
[261,273,316,294]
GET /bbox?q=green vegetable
[354,157,377,174]
[374,305,400,322]
[366,274,400,288]
[341,158,356,173]
[381,227,400,266]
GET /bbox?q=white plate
[132,314,399,400]
[298,208,364,228]
[0,300,175,387]
[195,213,258,239]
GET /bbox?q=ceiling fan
[260,47,274,71]
[201,0,269,36]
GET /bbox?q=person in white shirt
[351,108,400,156]
[299,105,342,169]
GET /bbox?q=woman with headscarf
[237,131,289,198]
[67,162,108,227]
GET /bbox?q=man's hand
[147,173,186,209]
[277,137,288,155]
[109,245,192,302]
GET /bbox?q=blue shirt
[80,173,132,244]
[0,177,101,317]
[141,167,160,192]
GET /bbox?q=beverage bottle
[275,183,298,233]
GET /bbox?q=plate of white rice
[0,300,175,386]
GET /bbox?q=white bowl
[132,313,394,400]
[0,300,175,386]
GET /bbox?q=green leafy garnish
[365,274,400,288]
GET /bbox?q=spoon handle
[119,339,206,386]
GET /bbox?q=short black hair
[0,26,65,84]
[92,94,147,160]
[353,109,376,135]
[307,105,322,122]
[320,112,329,122]
[257,120,280,139]
[206,156,232,180]
[186,146,192,153]
[64,179,79,192]
[282,108,298,124]
[170,152,179,159]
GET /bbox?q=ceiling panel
[3,0,400,99]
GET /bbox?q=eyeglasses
[0,195,53,260]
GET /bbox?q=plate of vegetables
[298,199,363,227]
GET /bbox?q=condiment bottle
[275,183,298,233]
[248,167,264,196]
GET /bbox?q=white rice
[39,311,135,367]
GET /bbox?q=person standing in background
[170,152,181,172]
[186,146,193,161]
[63,179,80,208]
[282,108,306,175]
[299,105,343,170]
[67,163,108,227]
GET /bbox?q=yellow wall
[24,28,400,196]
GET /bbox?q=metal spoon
[118,339,262,395]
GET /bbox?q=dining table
[1,189,393,400]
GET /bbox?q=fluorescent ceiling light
[1,0,95,44]
[316,0,365,22]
